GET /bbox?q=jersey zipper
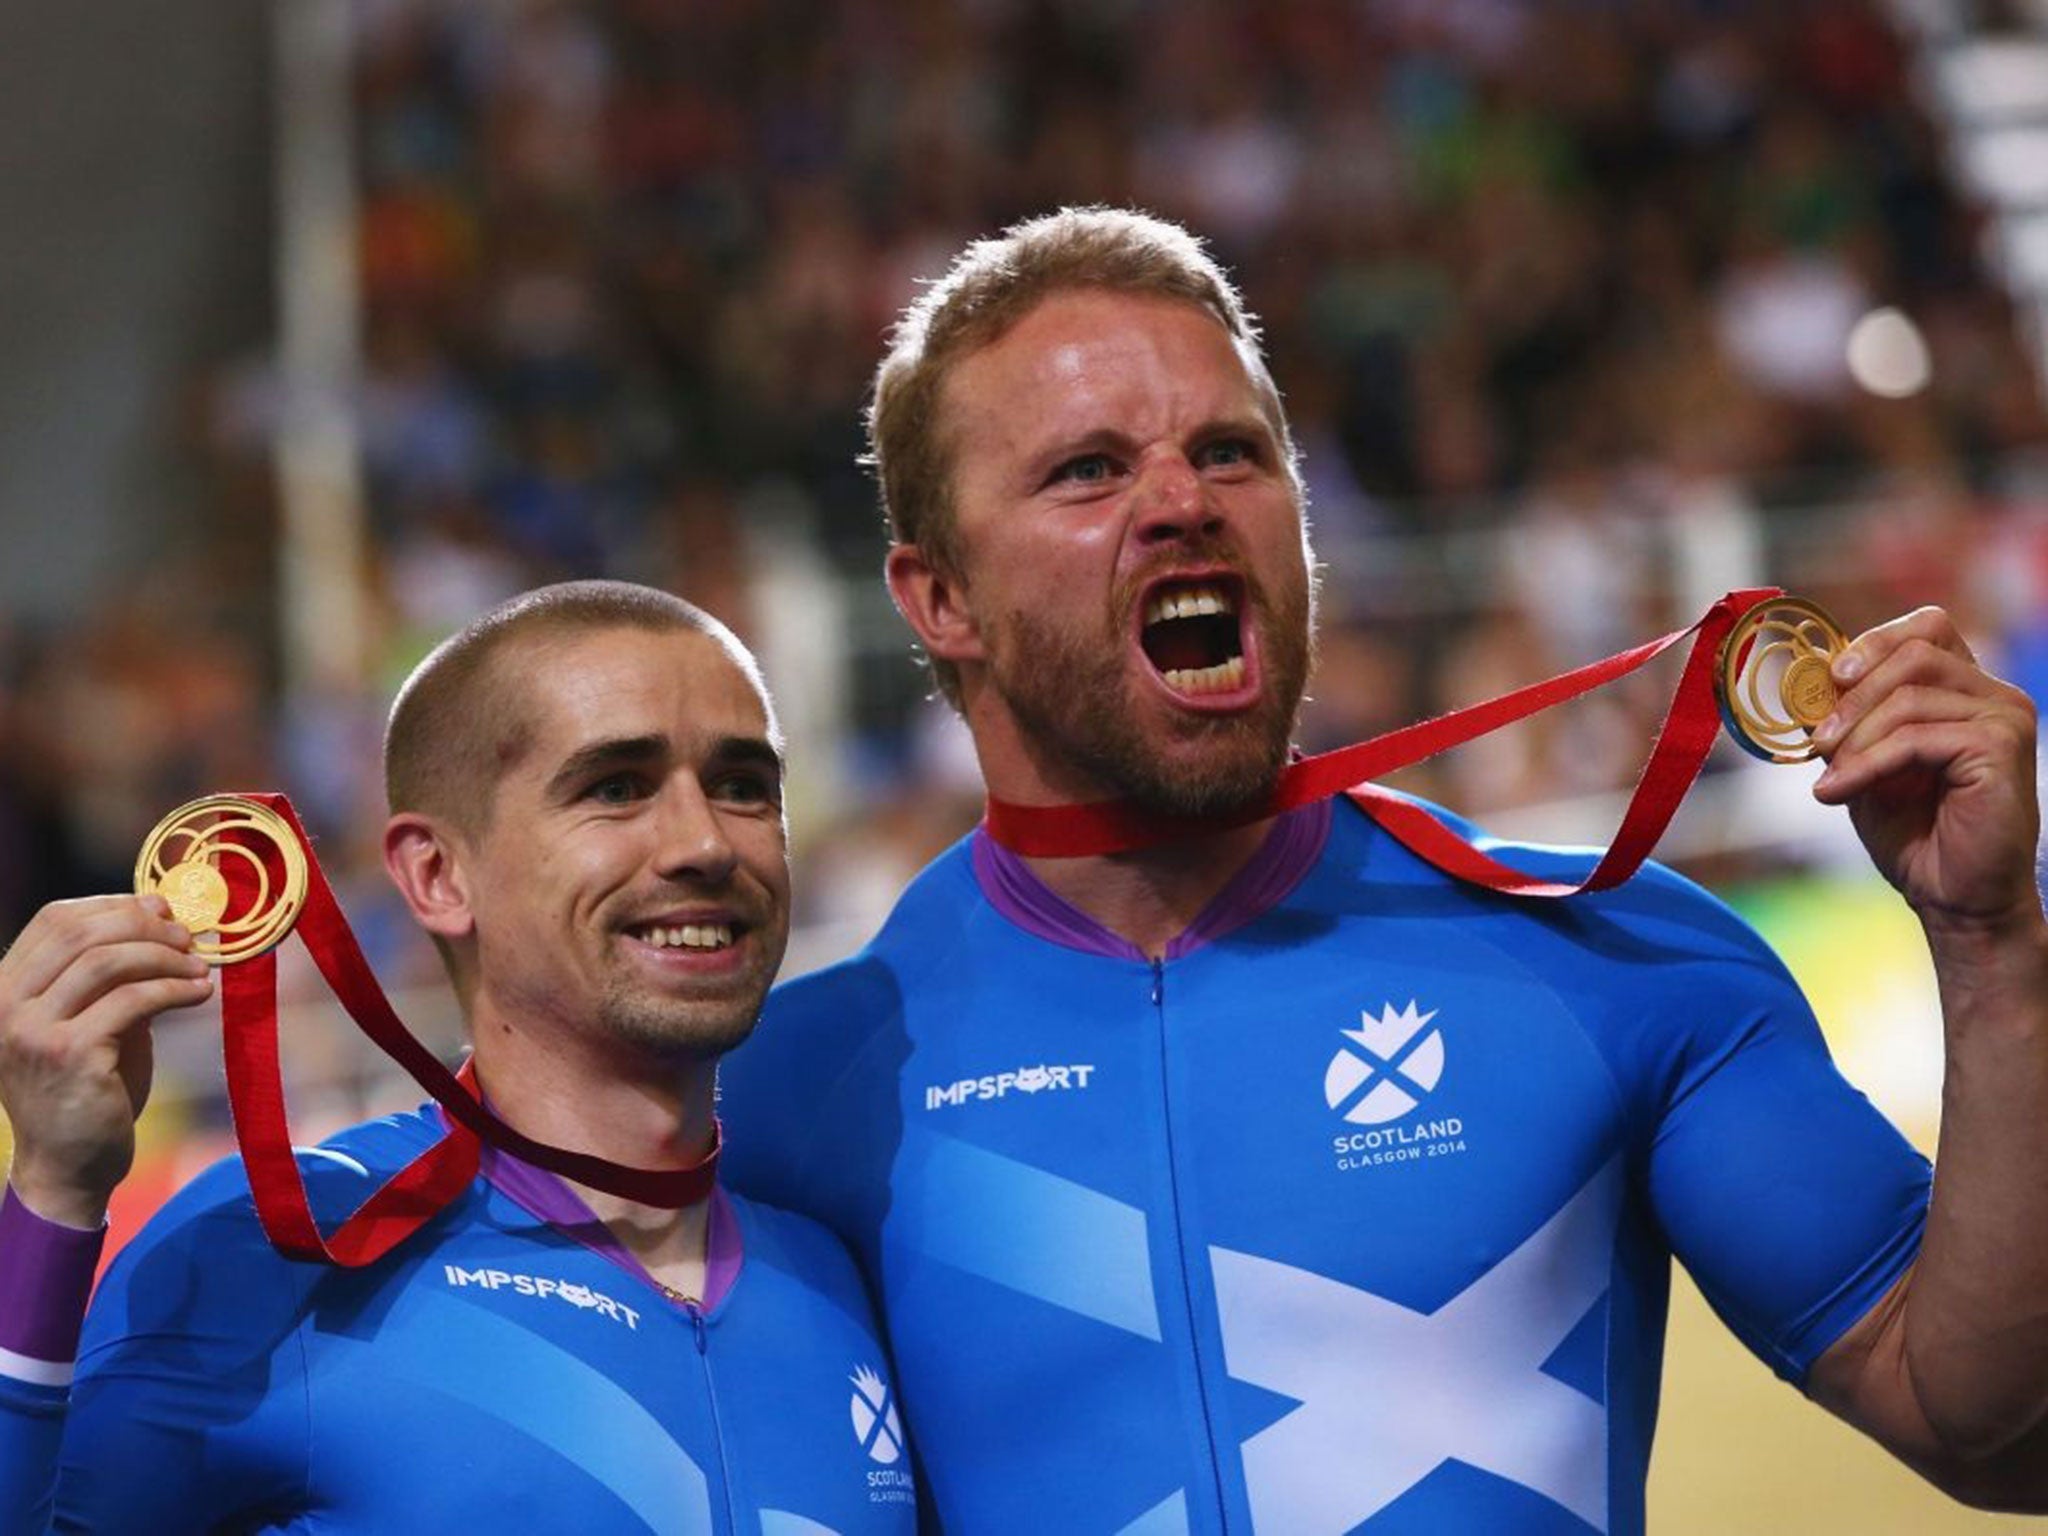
[1150,956,1233,1530]
[688,1302,741,1536]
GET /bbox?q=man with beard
[717,209,2048,1532]
[0,582,916,1532]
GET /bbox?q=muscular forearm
[1904,914,2048,1464]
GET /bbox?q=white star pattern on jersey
[1211,1157,1622,1533]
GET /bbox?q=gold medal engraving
[134,796,308,964]
[1716,597,1851,763]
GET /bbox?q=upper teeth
[640,924,733,950]
[1145,585,1234,625]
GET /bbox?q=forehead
[941,290,1277,457]
[508,625,771,764]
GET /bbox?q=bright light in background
[1845,306,1933,398]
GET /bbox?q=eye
[709,768,781,807]
[1047,452,1120,489]
[1196,437,1258,471]
[585,773,649,807]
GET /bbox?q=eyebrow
[707,735,786,782]
[544,734,669,801]
[542,731,785,800]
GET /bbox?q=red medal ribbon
[984,587,1782,895]
[216,793,717,1266]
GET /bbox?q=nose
[1132,449,1222,546]
[652,780,738,886]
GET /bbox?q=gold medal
[1716,596,1851,763]
[134,795,308,964]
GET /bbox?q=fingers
[3,894,195,1001]
[1811,607,2037,802]
[1814,719,2015,805]
[1832,606,1978,685]
[37,937,210,1024]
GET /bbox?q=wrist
[4,1164,111,1233]
[1922,909,2048,1032]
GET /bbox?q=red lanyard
[216,793,717,1267]
[984,587,1780,896]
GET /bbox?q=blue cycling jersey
[719,794,1932,1534]
[0,1105,917,1535]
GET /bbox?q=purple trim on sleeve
[472,1134,742,1313]
[970,797,1333,960]
[0,1184,106,1369]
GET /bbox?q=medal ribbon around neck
[984,588,1838,894]
[138,792,718,1267]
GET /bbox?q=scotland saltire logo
[849,1365,905,1465]
[1324,1000,1444,1125]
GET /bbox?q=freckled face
[937,290,1314,814]
[457,626,790,1061]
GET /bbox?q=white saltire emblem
[1324,1001,1444,1124]
[850,1365,905,1465]
[1212,1158,1622,1532]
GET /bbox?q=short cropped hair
[867,206,1292,705]
[384,580,764,834]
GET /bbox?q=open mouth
[627,921,738,953]
[1139,579,1247,696]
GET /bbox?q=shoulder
[740,836,982,1069]
[724,1191,882,1319]
[730,1192,862,1280]
[86,1104,451,1342]
[1334,789,1785,968]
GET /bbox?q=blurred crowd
[4,0,2048,1151]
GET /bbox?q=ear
[885,543,985,665]
[383,813,476,943]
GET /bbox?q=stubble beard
[989,571,1312,820]
[593,958,776,1064]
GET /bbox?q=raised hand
[1812,607,2044,943]
[0,894,215,1227]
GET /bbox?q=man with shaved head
[0,581,917,1532]
[719,208,2048,1531]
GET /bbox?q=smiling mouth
[1140,580,1247,696]
[627,921,738,952]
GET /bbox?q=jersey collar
[443,1109,743,1312]
[969,796,1332,961]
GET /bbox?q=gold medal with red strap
[135,792,718,1267]
[984,589,1847,896]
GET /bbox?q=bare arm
[1803,607,2048,1508]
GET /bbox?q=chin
[598,997,764,1063]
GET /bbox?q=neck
[468,1011,719,1294]
[1021,816,1276,960]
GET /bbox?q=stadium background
[2,1,2046,1528]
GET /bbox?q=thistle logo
[850,1365,905,1465]
[1324,1001,1444,1125]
